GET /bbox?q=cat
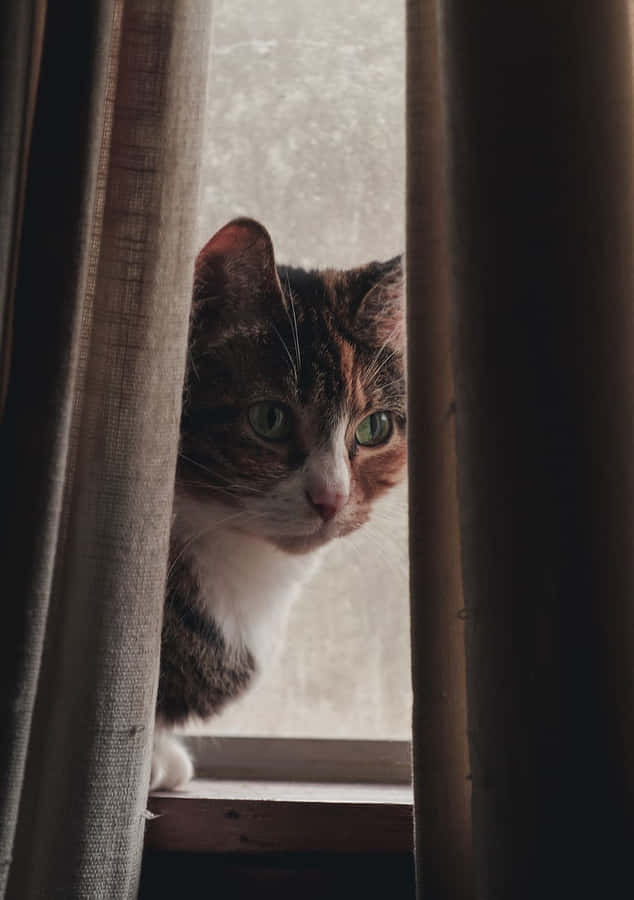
[150,218,406,790]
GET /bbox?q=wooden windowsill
[146,779,414,855]
[179,736,412,785]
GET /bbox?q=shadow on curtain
[0,2,212,897]
[407,1,634,898]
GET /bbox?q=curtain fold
[408,1,634,898]
[406,1,473,898]
[0,0,46,416]
[0,2,212,897]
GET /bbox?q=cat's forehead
[190,261,405,422]
[294,277,405,416]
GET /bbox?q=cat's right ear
[193,218,283,313]
[351,255,404,348]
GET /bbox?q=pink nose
[306,488,347,522]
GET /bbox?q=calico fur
[151,218,406,791]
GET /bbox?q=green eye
[248,402,291,441]
[355,411,392,447]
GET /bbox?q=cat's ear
[193,217,283,312]
[351,255,404,347]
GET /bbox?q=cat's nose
[306,488,347,522]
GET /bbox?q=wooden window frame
[146,737,414,855]
[180,735,411,783]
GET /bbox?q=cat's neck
[171,488,323,666]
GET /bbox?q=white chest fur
[172,491,323,666]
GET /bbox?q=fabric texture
[407,1,634,897]
[406,0,472,897]
[0,2,212,897]
[0,1,46,425]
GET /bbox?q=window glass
[190,0,409,739]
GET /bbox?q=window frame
[146,736,414,854]
[180,735,411,784]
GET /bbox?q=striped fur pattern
[152,219,406,789]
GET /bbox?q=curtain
[0,1,212,897]
[408,1,634,898]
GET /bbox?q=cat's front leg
[149,729,193,791]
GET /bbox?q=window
[147,2,411,863]
[187,0,410,748]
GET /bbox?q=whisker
[379,375,406,392]
[188,349,200,383]
[340,533,368,573]
[178,478,264,496]
[366,347,399,389]
[167,511,249,580]
[178,453,216,476]
[178,482,245,500]
[364,323,401,385]
[178,453,264,493]
[272,323,298,383]
[355,525,408,566]
[285,274,302,376]
[169,508,273,584]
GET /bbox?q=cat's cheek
[338,510,371,537]
[354,443,408,503]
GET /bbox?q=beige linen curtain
[408,1,634,898]
[0,2,212,897]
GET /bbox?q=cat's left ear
[351,255,404,347]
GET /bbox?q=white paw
[150,732,194,791]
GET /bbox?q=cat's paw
[149,732,194,791]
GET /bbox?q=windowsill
[177,736,412,784]
[146,779,414,854]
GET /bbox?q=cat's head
[179,217,406,554]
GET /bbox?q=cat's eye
[355,411,392,447]
[248,402,291,441]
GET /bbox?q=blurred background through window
[189,0,410,740]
